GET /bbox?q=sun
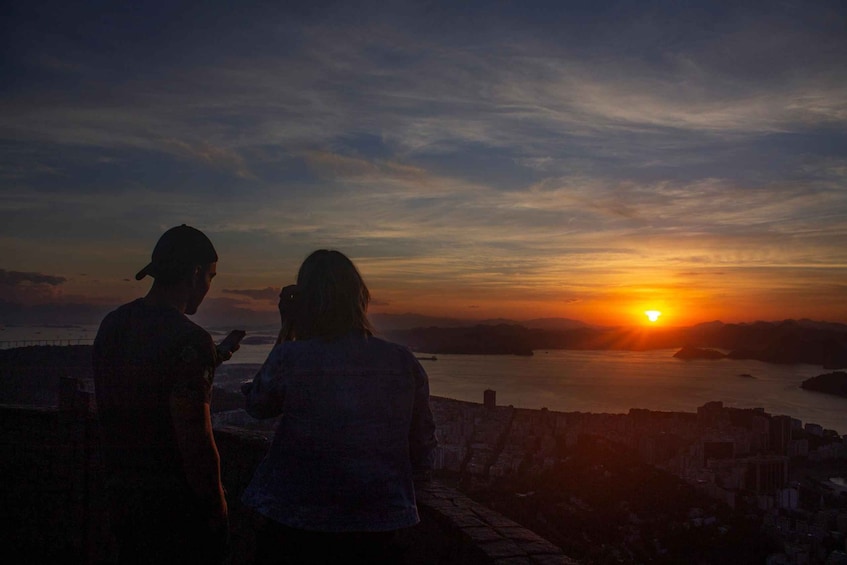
[645,310,662,323]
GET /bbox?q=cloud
[0,267,123,324]
[161,138,254,179]
[0,299,110,326]
[0,269,66,286]
[2,1,847,323]
[303,151,430,184]
[222,287,279,302]
[0,269,69,305]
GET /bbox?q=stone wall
[215,426,574,564]
[0,404,109,564]
[0,395,576,564]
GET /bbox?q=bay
[4,325,844,434]
[419,349,846,435]
[218,331,847,435]
[0,324,99,346]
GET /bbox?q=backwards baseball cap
[135,224,218,281]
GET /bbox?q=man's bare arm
[170,367,227,523]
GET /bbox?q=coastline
[2,347,845,435]
[216,359,847,436]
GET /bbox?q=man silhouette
[93,225,229,564]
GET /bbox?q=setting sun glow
[645,310,662,323]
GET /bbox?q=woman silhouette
[241,249,437,564]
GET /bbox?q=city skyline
[3,1,847,328]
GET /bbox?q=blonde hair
[290,250,374,340]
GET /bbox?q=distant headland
[801,371,847,398]
[384,318,847,366]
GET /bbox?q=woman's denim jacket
[241,333,437,532]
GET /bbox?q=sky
[2,0,847,329]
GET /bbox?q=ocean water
[4,325,845,434]
[0,324,99,347]
[216,329,847,435]
[419,349,846,433]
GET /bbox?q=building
[745,456,789,494]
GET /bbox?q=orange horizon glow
[195,280,847,328]
[46,266,847,329]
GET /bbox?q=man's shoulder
[175,314,212,341]
[94,299,143,347]
[97,299,213,355]
[99,298,143,325]
[170,315,215,359]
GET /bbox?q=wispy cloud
[0,269,66,286]
[0,268,67,304]
[222,287,279,302]
[161,139,254,179]
[1,0,846,323]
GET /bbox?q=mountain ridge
[381,318,847,367]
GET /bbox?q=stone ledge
[415,482,579,564]
[217,426,580,563]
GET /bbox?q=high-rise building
[745,456,789,494]
[703,440,734,466]
[770,415,793,455]
[484,389,496,410]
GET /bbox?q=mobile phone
[218,329,246,355]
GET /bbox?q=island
[800,371,847,398]
[673,345,726,360]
